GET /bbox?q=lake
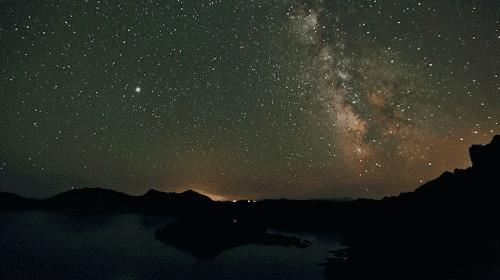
[0,211,343,279]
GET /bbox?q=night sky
[1,0,499,200]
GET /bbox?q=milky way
[1,0,499,199]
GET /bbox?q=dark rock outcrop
[469,135,499,171]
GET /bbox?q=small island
[155,213,311,258]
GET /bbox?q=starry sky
[1,0,499,199]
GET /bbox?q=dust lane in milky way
[0,0,499,199]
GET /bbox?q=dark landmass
[0,187,214,217]
[1,135,499,278]
[155,214,310,258]
[0,191,36,210]
[323,135,500,279]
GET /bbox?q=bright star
[135,86,141,93]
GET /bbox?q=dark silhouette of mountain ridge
[0,187,214,216]
[0,191,36,209]
[324,134,500,279]
[412,134,499,198]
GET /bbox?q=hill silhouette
[0,191,36,209]
[0,188,215,217]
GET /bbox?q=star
[1,0,498,199]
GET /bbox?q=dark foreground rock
[324,135,500,279]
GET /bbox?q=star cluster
[1,0,499,199]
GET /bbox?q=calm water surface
[0,211,342,280]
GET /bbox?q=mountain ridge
[0,187,214,215]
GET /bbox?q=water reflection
[0,211,341,279]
